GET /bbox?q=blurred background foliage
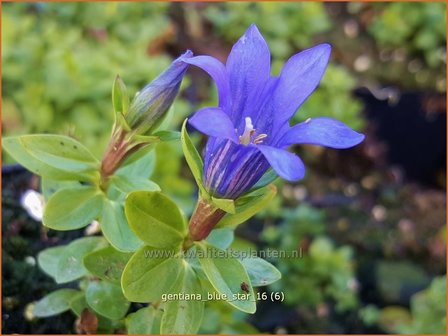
[2,1,446,334]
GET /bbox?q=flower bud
[126,50,193,135]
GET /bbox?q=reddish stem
[188,198,226,241]
[100,128,130,178]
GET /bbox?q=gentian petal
[257,145,305,181]
[189,107,238,142]
[274,43,331,127]
[281,117,365,149]
[183,56,230,108]
[226,24,271,126]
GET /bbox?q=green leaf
[211,197,236,214]
[116,144,156,178]
[152,130,181,142]
[240,257,281,287]
[2,135,99,182]
[33,289,80,318]
[112,75,130,116]
[217,185,277,228]
[126,306,163,334]
[116,112,132,132]
[56,237,108,284]
[125,191,186,248]
[70,293,88,316]
[121,246,184,302]
[110,175,160,194]
[70,294,118,332]
[43,186,104,231]
[40,178,80,201]
[180,119,208,197]
[206,228,235,250]
[83,246,132,284]
[161,265,204,334]
[37,246,65,279]
[86,281,130,320]
[196,242,256,314]
[100,199,143,252]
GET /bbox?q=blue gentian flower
[185,24,364,199]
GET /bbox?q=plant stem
[188,198,226,241]
[100,127,130,178]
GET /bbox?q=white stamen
[239,117,255,145]
[305,118,312,123]
[253,133,268,144]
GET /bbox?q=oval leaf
[40,178,81,201]
[83,246,132,284]
[240,257,281,287]
[125,191,186,248]
[206,228,235,250]
[3,135,99,181]
[121,246,184,303]
[126,306,163,334]
[86,281,130,320]
[101,199,143,252]
[43,186,104,230]
[37,246,65,279]
[161,265,204,334]
[116,144,156,178]
[197,242,256,314]
[56,237,108,284]
[110,175,160,194]
[33,289,80,318]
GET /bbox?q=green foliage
[180,119,207,197]
[398,276,446,334]
[2,135,99,182]
[199,299,260,334]
[83,246,132,284]
[211,197,236,214]
[368,2,446,68]
[206,228,235,250]
[2,2,174,159]
[100,199,143,252]
[217,185,277,228]
[125,191,187,249]
[376,261,430,304]
[263,205,358,312]
[38,237,107,284]
[33,289,80,318]
[43,186,104,230]
[160,266,204,334]
[121,246,184,303]
[205,2,331,58]
[126,306,163,334]
[112,75,130,117]
[109,175,160,194]
[55,237,108,284]
[376,276,447,334]
[240,256,281,287]
[85,281,130,320]
[196,242,256,314]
